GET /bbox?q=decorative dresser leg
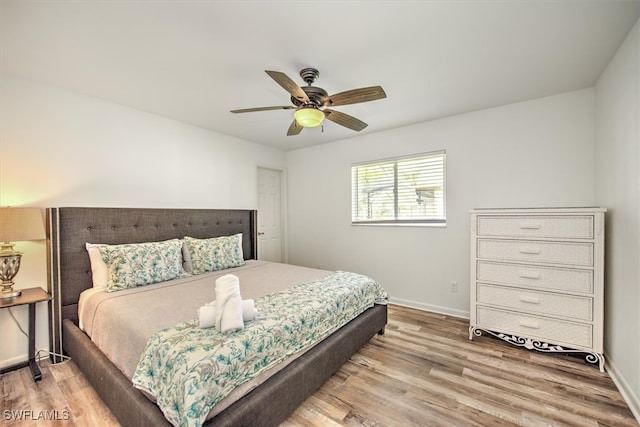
[469,326,480,341]
[586,353,605,373]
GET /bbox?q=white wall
[286,89,596,316]
[595,18,640,419]
[0,75,286,367]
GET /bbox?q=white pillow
[85,243,108,289]
[182,243,194,274]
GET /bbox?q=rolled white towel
[199,299,257,328]
[198,305,217,328]
[241,299,257,322]
[215,274,244,333]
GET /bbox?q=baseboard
[605,352,640,423]
[0,348,49,370]
[1,353,29,370]
[389,297,470,319]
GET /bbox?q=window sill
[351,222,447,228]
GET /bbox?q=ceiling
[2,1,639,151]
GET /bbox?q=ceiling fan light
[294,106,325,128]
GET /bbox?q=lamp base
[0,250,23,299]
[0,288,22,299]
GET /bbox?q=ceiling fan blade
[265,70,309,103]
[322,86,386,107]
[323,109,368,132]
[231,106,295,113]
[287,120,303,136]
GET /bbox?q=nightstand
[0,287,52,381]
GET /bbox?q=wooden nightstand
[0,287,52,381]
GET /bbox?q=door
[257,167,283,262]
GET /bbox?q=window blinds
[351,151,446,224]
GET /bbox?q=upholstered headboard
[46,207,257,360]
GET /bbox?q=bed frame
[46,207,387,427]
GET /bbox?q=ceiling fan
[230,68,386,136]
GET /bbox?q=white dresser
[469,208,606,371]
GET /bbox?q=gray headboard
[46,207,257,360]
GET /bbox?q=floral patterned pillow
[99,239,185,292]
[183,234,245,275]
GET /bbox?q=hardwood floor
[1,305,637,426]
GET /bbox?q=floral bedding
[132,271,387,427]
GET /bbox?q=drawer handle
[519,247,541,255]
[519,271,541,279]
[520,223,541,230]
[518,318,540,329]
[518,295,540,304]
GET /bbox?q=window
[351,151,446,225]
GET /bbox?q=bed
[46,207,388,427]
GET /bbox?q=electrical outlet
[449,281,458,292]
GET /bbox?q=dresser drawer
[476,307,593,349]
[477,239,593,266]
[477,261,593,293]
[476,215,594,239]
[476,283,593,321]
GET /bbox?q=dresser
[469,208,606,371]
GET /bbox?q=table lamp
[0,207,45,298]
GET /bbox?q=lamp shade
[294,106,325,128]
[0,208,46,243]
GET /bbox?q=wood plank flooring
[1,305,637,426]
